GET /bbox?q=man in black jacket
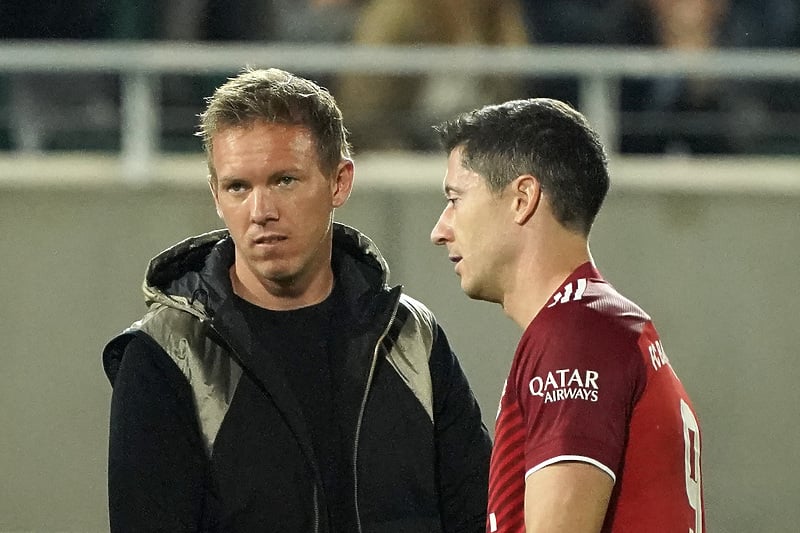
[102,67,491,532]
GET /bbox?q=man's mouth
[253,234,287,245]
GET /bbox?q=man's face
[211,121,352,300]
[430,148,514,303]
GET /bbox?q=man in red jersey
[430,98,704,533]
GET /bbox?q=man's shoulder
[540,277,650,331]
[522,279,653,371]
[390,293,439,357]
[103,305,204,385]
[398,293,436,327]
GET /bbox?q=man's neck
[502,235,592,330]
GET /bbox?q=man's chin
[257,270,297,286]
[461,282,483,301]
[461,282,499,304]
[246,262,297,287]
[246,256,289,277]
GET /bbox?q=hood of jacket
[140,222,393,322]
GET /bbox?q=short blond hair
[198,68,352,183]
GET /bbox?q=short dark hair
[198,68,352,182]
[435,98,609,235]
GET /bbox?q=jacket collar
[141,223,394,323]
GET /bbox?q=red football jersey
[487,263,704,533]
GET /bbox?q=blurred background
[1,1,799,531]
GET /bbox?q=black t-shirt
[234,286,354,531]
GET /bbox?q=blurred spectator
[620,0,800,154]
[335,0,529,151]
[2,0,798,155]
[521,0,800,155]
[619,0,736,154]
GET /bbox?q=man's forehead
[443,162,484,192]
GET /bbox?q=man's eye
[227,183,246,193]
[278,176,297,186]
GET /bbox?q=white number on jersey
[681,399,702,533]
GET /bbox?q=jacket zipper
[353,296,401,533]
[313,483,320,533]
[208,322,323,533]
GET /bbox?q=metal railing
[1,40,799,182]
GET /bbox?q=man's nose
[430,211,451,246]
[250,188,278,224]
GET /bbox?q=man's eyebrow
[444,184,461,195]
[217,175,242,183]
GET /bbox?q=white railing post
[579,75,620,155]
[120,71,160,183]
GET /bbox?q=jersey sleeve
[514,309,647,482]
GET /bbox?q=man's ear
[511,174,541,225]
[208,175,223,219]
[331,159,355,208]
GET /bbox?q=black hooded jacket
[103,223,491,533]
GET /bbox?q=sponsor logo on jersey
[529,368,599,403]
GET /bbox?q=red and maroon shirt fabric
[487,263,704,533]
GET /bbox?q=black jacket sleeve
[429,325,492,533]
[108,334,213,532]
